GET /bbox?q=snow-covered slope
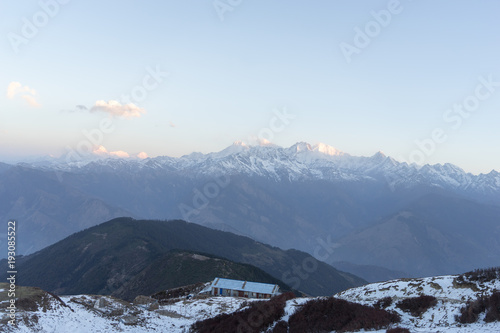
[336,274,500,332]
[1,290,253,333]
[4,273,500,333]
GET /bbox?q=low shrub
[455,267,500,285]
[484,291,500,322]
[151,282,205,304]
[287,297,400,333]
[458,291,500,324]
[396,295,437,317]
[191,292,295,333]
[375,296,393,309]
[271,320,289,333]
[457,297,487,324]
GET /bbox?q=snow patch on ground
[1,295,255,333]
[336,274,500,332]
[3,275,500,332]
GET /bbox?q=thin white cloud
[137,152,148,159]
[6,82,21,98]
[92,145,131,159]
[90,100,145,118]
[6,81,40,107]
[109,150,130,158]
[21,94,41,107]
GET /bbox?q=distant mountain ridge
[2,142,499,279]
[328,193,500,277]
[18,142,500,202]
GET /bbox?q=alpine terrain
[2,142,499,279]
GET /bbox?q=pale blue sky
[1,0,499,173]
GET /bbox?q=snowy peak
[212,141,250,158]
[312,143,344,156]
[372,151,386,158]
[286,142,343,156]
[288,142,313,153]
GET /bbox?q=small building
[201,277,280,299]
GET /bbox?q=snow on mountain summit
[285,142,343,156]
[10,142,500,201]
[313,142,344,156]
[212,141,250,158]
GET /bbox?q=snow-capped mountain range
[21,141,500,202]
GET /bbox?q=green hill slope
[116,250,293,300]
[5,218,366,298]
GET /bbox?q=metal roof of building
[210,277,279,294]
